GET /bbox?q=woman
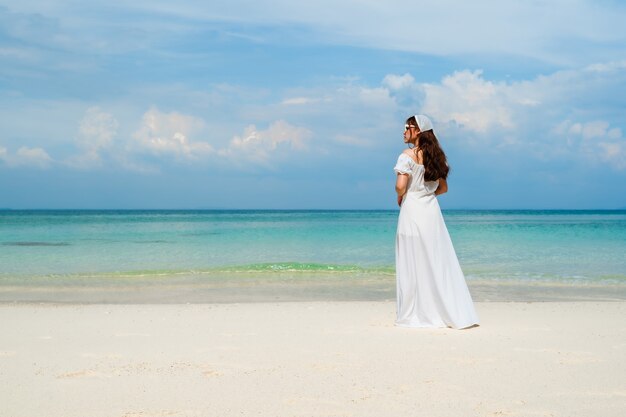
[394,115,479,329]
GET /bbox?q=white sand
[1,301,625,417]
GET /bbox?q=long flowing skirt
[395,192,479,329]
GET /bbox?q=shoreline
[1,274,625,304]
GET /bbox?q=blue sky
[1,1,626,209]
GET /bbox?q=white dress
[394,153,479,329]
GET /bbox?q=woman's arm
[434,178,448,196]
[396,173,409,206]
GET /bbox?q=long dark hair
[406,116,449,181]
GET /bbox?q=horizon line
[1,207,625,211]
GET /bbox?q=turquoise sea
[1,209,625,285]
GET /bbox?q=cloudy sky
[1,0,625,209]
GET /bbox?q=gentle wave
[0,263,396,281]
[0,263,624,285]
[219,262,394,273]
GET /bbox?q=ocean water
[0,210,625,285]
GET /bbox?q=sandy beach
[1,300,625,417]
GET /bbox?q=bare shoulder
[402,148,423,164]
[402,149,417,162]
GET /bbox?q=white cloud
[0,101,315,171]
[128,109,312,168]
[382,73,415,91]
[565,121,614,140]
[248,81,401,156]
[65,107,119,169]
[582,121,610,140]
[356,86,392,106]
[220,120,312,164]
[608,128,622,140]
[585,60,626,73]
[204,61,626,171]
[0,146,53,168]
[598,142,626,170]
[78,106,118,150]
[16,147,53,168]
[132,107,213,159]
[368,61,626,170]
[420,70,538,133]
[557,120,626,170]
[2,56,625,175]
[282,97,316,105]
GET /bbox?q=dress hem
[394,321,479,330]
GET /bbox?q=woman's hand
[397,195,403,207]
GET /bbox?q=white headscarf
[414,114,434,132]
